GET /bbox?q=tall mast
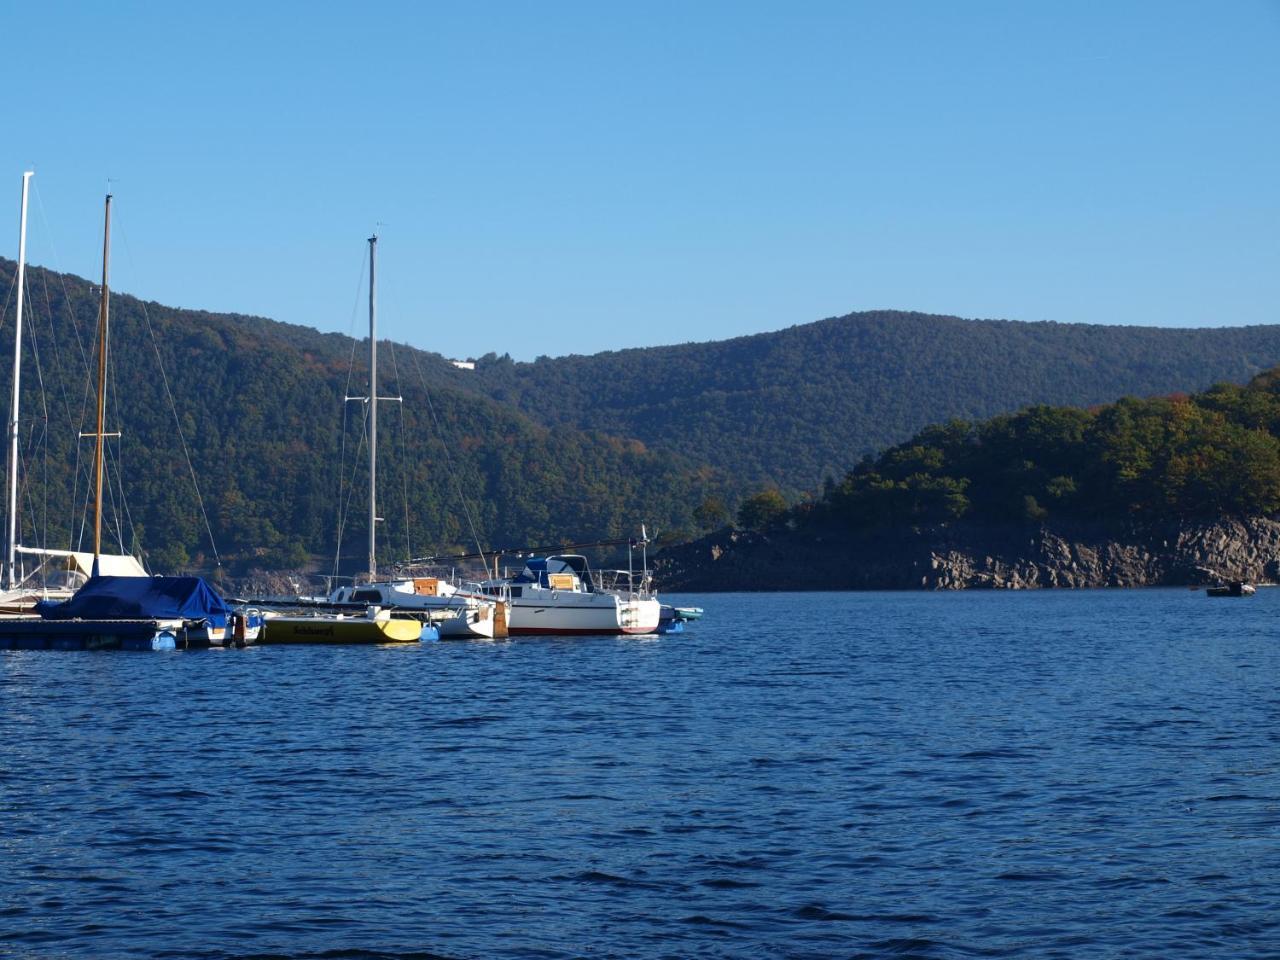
[5,171,33,590]
[92,194,112,575]
[367,234,377,582]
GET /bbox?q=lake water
[2,589,1278,959]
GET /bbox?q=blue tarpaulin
[36,576,231,622]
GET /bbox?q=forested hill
[0,257,711,574]
[655,368,1280,591]
[437,311,1280,492]
[3,252,1280,576]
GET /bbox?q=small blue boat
[658,604,701,634]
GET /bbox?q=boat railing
[594,568,656,600]
[464,579,511,601]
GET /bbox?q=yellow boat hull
[261,614,423,645]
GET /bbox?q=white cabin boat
[475,554,660,636]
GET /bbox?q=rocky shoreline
[654,517,1280,591]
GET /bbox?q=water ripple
[2,589,1278,957]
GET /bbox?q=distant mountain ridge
[3,254,1279,574]
[436,310,1280,491]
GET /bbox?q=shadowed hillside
[0,258,713,574]
[4,255,1280,574]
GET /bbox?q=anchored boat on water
[0,574,250,651]
[245,234,489,645]
[657,604,704,633]
[1206,581,1256,597]
[0,174,156,615]
[327,577,502,639]
[409,533,665,637]
[259,606,434,645]
[0,190,256,651]
[0,548,150,615]
[473,553,661,636]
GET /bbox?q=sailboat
[325,235,499,638]
[262,234,479,643]
[0,173,148,615]
[0,191,242,650]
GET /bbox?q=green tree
[737,489,788,530]
[693,496,730,530]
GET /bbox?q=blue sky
[3,1,1278,359]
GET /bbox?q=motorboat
[1206,581,1256,597]
[182,605,264,647]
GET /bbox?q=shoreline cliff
[654,518,1280,591]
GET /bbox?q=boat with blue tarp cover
[36,575,264,647]
[36,574,230,622]
[0,575,245,651]
[0,192,262,652]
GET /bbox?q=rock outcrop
[215,568,316,599]
[655,518,1280,591]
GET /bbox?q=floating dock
[0,618,180,651]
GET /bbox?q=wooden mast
[91,194,111,575]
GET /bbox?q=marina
[0,193,675,650]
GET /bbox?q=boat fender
[232,613,246,646]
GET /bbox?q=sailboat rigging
[0,190,248,650]
[1,179,147,614]
[317,235,501,639]
[348,233,401,581]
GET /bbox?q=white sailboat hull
[436,609,496,640]
[330,579,500,639]
[505,592,661,635]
